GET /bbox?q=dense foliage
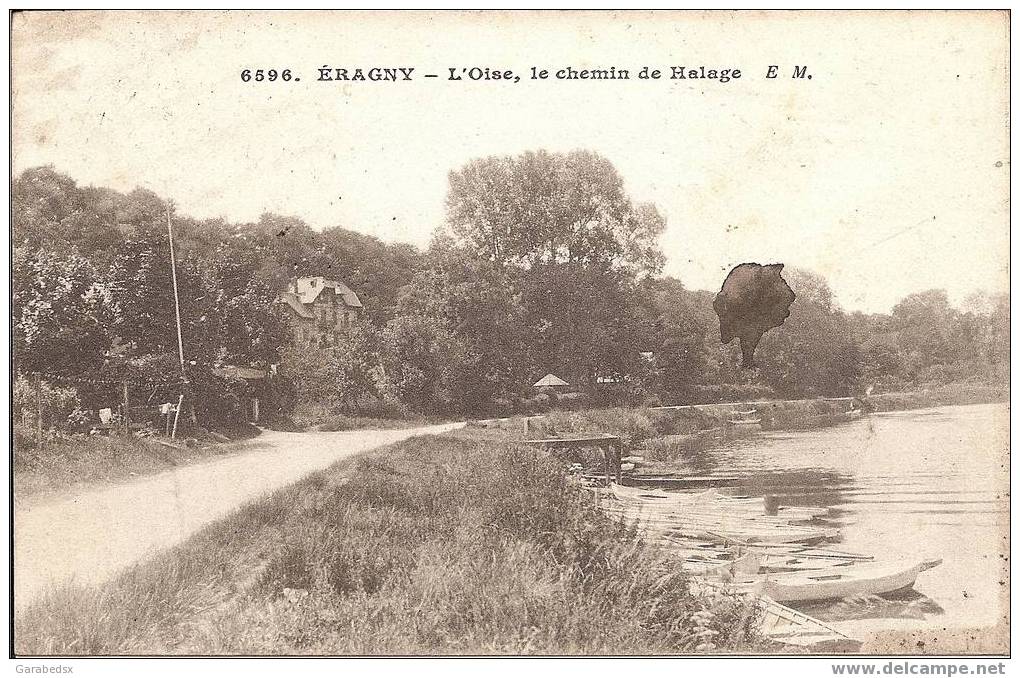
[12,157,1008,427]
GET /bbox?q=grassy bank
[13,434,261,501]
[491,383,1008,465]
[864,383,1008,412]
[15,429,761,655]
[511,400,858,459]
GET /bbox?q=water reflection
[799,590,947,623]
[648,403,1009,632]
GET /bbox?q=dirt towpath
[14,423,463,611]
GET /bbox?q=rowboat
[611,484,759,506]
[666,540,871,576]
[621,508,823,531]
[734,558,942,603]
[608,511,841,544]
[609,484,831,520]
[610,484,766,505]
[707,552,862,575]
[757,597,859,648]
[728,409,762,426]
[679,552,761,577]
[612,499,828,523]
[685,580,860,648]
[606,506,818,529]
[621,475,744,487]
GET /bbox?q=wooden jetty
[523,434,624,484]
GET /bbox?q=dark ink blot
[713,262,796,368]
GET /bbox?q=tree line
[12,152,1009,429]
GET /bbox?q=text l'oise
[304,65,811,83]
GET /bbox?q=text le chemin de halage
[237,64,813,84]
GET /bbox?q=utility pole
[166,203,188,439]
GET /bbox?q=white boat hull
[740,559,931,602]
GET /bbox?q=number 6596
[241,69,294,82]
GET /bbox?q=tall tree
[755,268,863,397]
[433,149,667,401]
[443,149,664,273]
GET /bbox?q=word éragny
[238,64,812,84]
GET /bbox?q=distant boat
[728,408,762,426]
[604,508,839,544]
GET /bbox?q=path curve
[14,422,463,610]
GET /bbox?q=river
[678,402,1009,647]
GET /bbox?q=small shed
[212,365,268,422]
[533,373,570,389]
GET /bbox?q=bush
[688,384,775,404]
[13,375,81,431]
[533,407,668,446]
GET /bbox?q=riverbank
[14,428,762,655]
[487,383,1007,450]
[13,433,262,501]
[863,383,1008,412]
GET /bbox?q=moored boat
[734,558,942,603]
[606,510,840,544]
[757,597,859,648]
[609,484,830,520]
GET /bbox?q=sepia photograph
[8,8,1011,664]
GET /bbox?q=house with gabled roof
[278,276,363,347]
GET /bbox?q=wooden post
[614,440,623,483]
[122,381,130,435]
[166,206,187,380]
[35,373,43,449]
[171,394,184,439]
[166,205,197,429]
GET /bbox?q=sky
[11,10,1010,313]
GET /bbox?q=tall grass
[15,430,761,655]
